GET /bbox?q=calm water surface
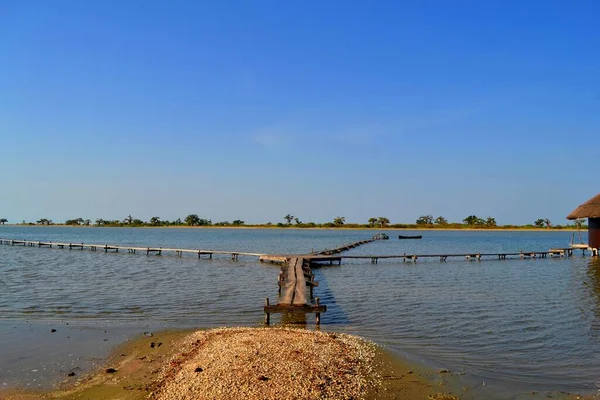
[1,226,599,399]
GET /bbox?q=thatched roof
[567,193,600,219]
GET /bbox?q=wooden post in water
[264,298,270,325]
[315,297,321,325]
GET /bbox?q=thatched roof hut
[567,193,600,220]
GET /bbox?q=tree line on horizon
[0,214,587,230]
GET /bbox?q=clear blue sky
[1,1,599,225]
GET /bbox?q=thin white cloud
[252,130,294,149]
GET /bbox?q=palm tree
[185,214,201,226]
[0,218,7,225]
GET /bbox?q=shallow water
[0,226,598,398]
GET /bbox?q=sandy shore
[1,327,462,400]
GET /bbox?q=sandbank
[1,327,461,400]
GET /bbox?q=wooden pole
[264,298,270,325]
[315,297,321,325]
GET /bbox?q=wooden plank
[279,258,298,305]
[293,258,307,305]
[264,304,327,313]
[279,266,313,279]
[278,280,318,287]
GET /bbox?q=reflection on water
[0,226,598,398]
[581,258,600,339]
[280,313,309,325]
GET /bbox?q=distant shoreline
[0,224,583,232]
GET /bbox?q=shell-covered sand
[152,327,378,400]
[1,326,466,400]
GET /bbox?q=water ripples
[1,227,600,397]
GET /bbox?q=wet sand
[0,327,462,400]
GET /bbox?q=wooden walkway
[264,257,326,325]
[0,236,379,326]
[3,237,597,266]
[309,247,598,264]
[259,236,384,265]
[3,235,598,326]
[312,238,378,256]
[0,238,264,260]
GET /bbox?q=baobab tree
[434,216,448,225]
[149,217,162,226]
[333,216,345,226]
[377,217,390,228]
[184,214,201,226]
[416,215,434,225]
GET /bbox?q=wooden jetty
[259,236,383,265]
[3,235,598,326]
[263,236,386,324]
[310,246,598,264]
[264,257,326,325]
[0,238,264,260]
[313,237,378,256]
[3,237,597,266]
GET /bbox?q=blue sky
[1,1,599,225]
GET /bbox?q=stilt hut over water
[567,193,600,249]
